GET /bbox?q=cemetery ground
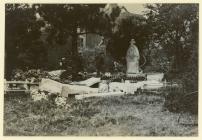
[4,92,197,136]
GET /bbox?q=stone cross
[126,39,140,76]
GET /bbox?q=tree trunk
[71,29,78,56]
[174,39,183,72]
[173,28,183,72]
[71,28,80,80]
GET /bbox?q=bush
[10,69,48,82]
[164,43,198,114]
[164,87,198,114]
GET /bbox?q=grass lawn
[3,93,198,136]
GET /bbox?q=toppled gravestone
[61,84,98,97]
[70,77,100,87]
[39,78,98,97]
[39,78,64,94]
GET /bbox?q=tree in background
[37,4,114,77]
[146,4,198,114]
[146,4,198,78]
[5,4,46,79]
[5,4,122,79]
[38,4,109,55]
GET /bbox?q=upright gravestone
[126,39,140,76]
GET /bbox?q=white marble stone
[126,39,140,75]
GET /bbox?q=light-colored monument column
[126,39,140,76]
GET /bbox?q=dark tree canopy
[146,4,198,72]
[5,4,46,79]
[107,12,148,64]
[146,4,198,91]
[38,4,108,54]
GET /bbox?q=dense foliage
[145,4,198,114]
[37,4,108,54]
[5,4,46,79]
[107,12,148,64]
[146,4,198,83]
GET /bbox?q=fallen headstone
[39,78,98,97]
[70,77,100,87]
[61,85,98,97]
[39,78,64,94]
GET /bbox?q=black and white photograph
[3,2,199,136]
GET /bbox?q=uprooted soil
[3,93,198,136]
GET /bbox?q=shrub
[164,87,198,114]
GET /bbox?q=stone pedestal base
[127,73,140,77]
[125,73,147,81]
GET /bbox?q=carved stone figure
[126,39,140,75]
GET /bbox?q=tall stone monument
[126,39,140,76]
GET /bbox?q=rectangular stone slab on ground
[39,78,98,97]
[143,80,164,90]
[39,78,64,94]
[146,73,164,81]
[75,92,124,100]
[61,85,98,97]
[70,77,100,87]
[109,82,145,94]
[126,73,146,78]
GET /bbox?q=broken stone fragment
[39,78,64,94]
[61,85,98,97]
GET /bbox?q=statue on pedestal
[126,39,140,76]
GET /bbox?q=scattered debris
[6,71,172,100]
